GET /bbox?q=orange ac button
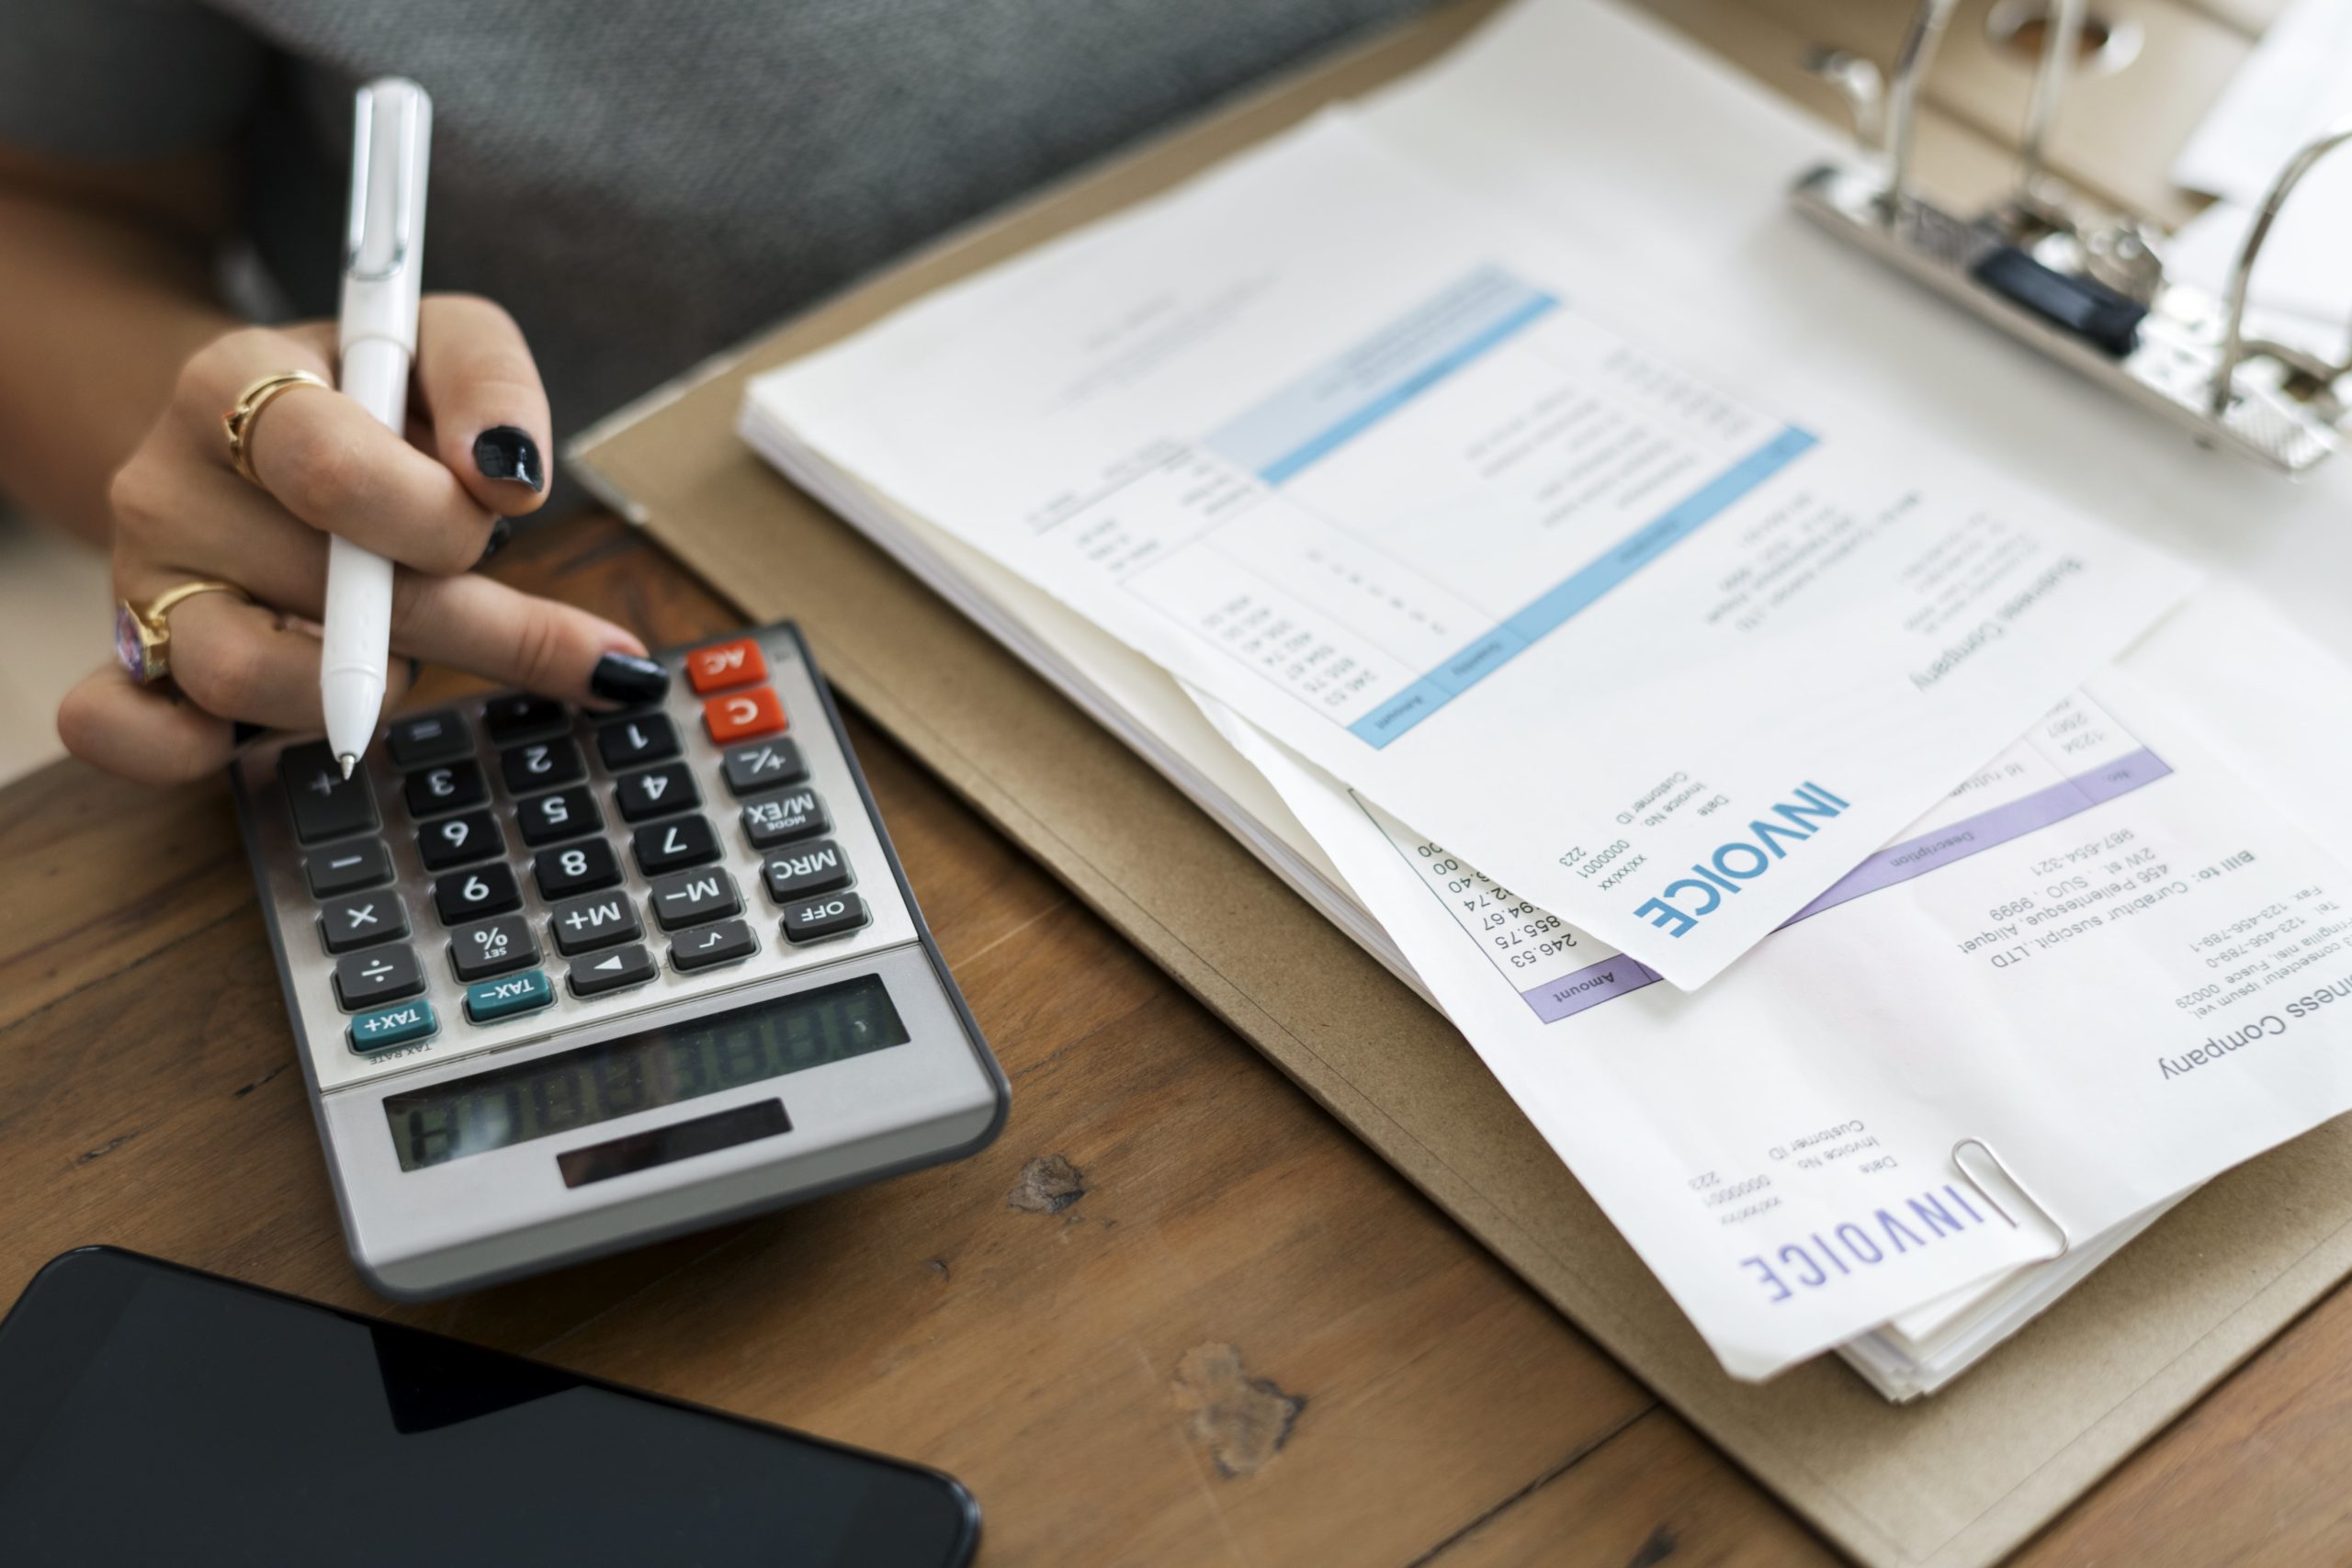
[685,637,767,694]
[703,687,786,743]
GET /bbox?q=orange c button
[703,687,786,743]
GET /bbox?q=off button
[779,892,869,944]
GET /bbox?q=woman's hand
[57,294,667,784]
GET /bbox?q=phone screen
[0,1250,978,1567]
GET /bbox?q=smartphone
[0,1248,979,1567]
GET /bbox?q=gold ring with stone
[114,581,254,687]
[222,369,331,489]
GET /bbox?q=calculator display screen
[383,975,910,1172]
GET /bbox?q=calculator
[232,623,1008,1299]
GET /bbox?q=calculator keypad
[763,840,851,901]
[780,892,870,943]
[569,942,658,997]
[615,761,698,822]
[255,626,909,1076]
[305,839,391,897]
[386,710,470,769]
[535,838,623,900]
[435,863,522,925]
[500,737,585,793]
[650,867,741,931]
[417,808,503,871]
[319,890,407,953]
[405,759,488,818]
[449,912,537,981]
[672,918,756,971]
[596,714,679,769]
[482,694,568,745]
[685,637,765,693]
[742,786,828,849]
[722,738,806,795]
[633,815,720,875]
[702,687,786,743]
[281,743,379,844]
[334,944,424,1008]
[516,785,598,846]
[549,889,641,954]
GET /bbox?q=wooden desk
[7,5,2352,1562]
[3,513,2346,1565]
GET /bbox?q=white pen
[322,78,432,777]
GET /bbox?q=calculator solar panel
[232,623,1008,1297]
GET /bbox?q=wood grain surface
[6,512,2350,1565]
[8,1,2352,1560]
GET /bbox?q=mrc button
[764,840,851,901]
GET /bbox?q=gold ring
[114,581,254,687]
[222,369,331,489]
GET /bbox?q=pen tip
[336,753,357,780]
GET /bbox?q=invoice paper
[751,115,2191,987]
[1203,589,2352,1377]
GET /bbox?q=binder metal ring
[2210,118,2352,419]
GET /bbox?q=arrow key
[570,942,659,998]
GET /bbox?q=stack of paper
[740,0,2352,1392]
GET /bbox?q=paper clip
[1952,1136,2072,1259]
[1789,1,2352,473]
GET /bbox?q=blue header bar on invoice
[1206,265,1557,485]
[1344,426,1819,747]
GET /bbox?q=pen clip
[345,79,425,285]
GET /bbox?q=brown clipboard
[571,5,2352,1562]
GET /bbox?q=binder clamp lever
[1790,0,2352,473]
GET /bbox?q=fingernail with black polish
[476,516,512,567]
[407,656,424,684]
[473,426,544,491]
[232,721,266,747]
[590,651,669,705]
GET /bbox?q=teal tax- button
[466,968,554,1023]
[349,999,436,1053]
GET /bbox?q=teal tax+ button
[349,999,437,1053]
[466,969,554,1023]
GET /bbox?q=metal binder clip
[1789,1,2352,473]
[1951,1136,2071,1258]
